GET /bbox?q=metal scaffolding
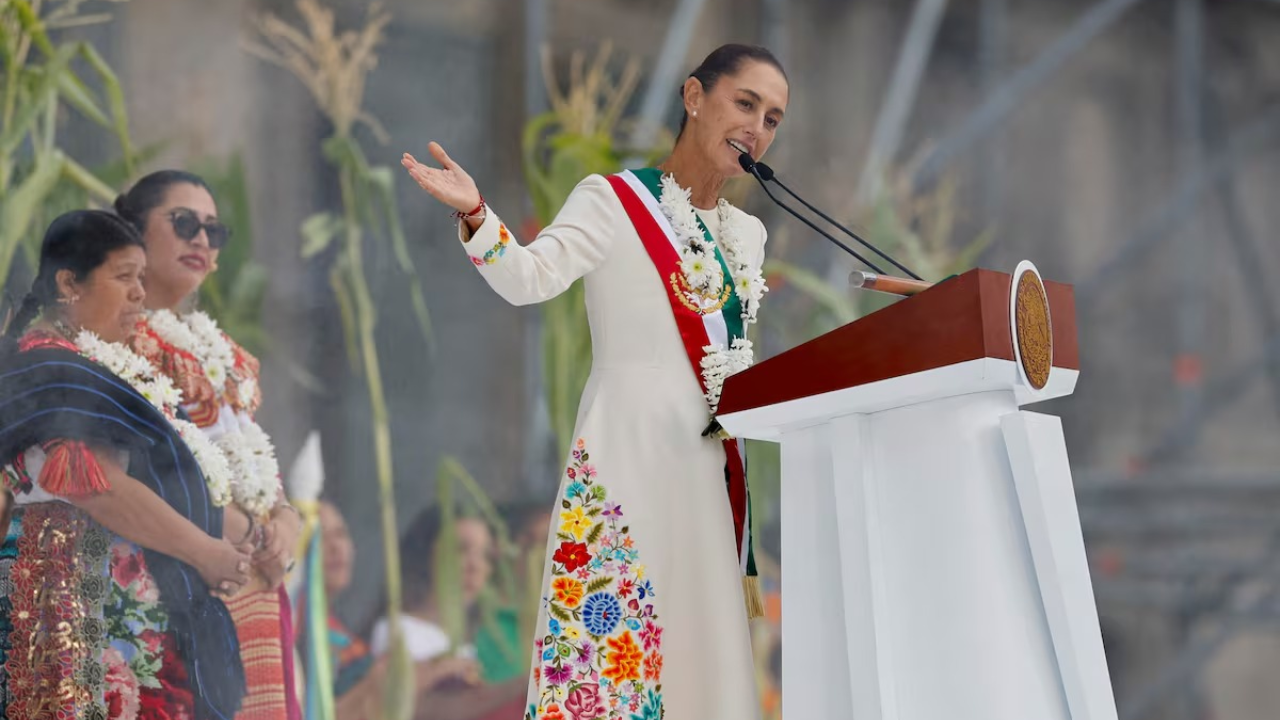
[849,0,1280,715]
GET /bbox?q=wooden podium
[717,266,1116,720]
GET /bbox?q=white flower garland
[184,310,259,408]
[145,310,279,517]
[714,199,768,325]
[656,174,769,415]
[73,329,233,506]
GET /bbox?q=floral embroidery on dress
[4,503,112,720]
[470,223,511,267]
[526,439,664,720]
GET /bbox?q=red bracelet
[453,194,486,220]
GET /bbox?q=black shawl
[0,346,245,720]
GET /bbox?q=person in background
[300,499,391,720]
[473,500,554,684]
[370,506,525,719]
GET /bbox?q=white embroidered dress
[459,173,766,720]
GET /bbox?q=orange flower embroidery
[552,577,585,609]
[643,651,664,682]
[601,631,643,683]
[541,704,566,720]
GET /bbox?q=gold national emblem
[1014,270,1053,390]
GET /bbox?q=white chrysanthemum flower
[681,255,714,289]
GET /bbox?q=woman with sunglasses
[117,171,303,720]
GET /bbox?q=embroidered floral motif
[4,503,112,720]
[470,223,512,266]
[529,438,663,720]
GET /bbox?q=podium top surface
[717,268,1078,416]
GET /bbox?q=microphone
[739,153,924,281]
[736,153,887,275]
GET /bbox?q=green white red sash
[606,169,757,587]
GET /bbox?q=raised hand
[401,142,482,214]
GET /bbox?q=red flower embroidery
[112,544,146,589]
[137,631,194,720]
[615,578,636,598]
[640,620,663,651]
[553,542,592,573]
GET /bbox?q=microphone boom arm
[767,173,924,281]
[744,164,888,275]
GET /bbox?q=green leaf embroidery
[585,576,614,594]
[585,521,604,546]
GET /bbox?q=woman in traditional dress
[0,210,254,719]
[402,44,789,720]
[115,171,303,720]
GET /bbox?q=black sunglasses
[166,208,230,250]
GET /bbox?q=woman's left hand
[253,508,301,589]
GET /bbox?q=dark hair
[678,43,788,136]
[499,498,553,538]
[113,169,212,234]
[1,210,144,356]
[400,505,445,605]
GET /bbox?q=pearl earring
[692,111,698,118]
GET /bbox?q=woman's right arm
[69,446,253,595]
[403,145,618,307]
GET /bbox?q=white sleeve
[457,174,619,307]
[370,618,389,656]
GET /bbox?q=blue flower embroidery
[581,592,623,636]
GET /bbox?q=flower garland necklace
[145,309,279,517]
[148,309,258,409]
[656,173,768,415]
[68,325,233,506]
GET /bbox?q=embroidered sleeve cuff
[458,211,512,267]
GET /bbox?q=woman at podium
[402,43,789,720]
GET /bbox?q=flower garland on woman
[117,170,302,720]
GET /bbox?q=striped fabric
[226,590,290,720]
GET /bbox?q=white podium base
[726,360,1114,720]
